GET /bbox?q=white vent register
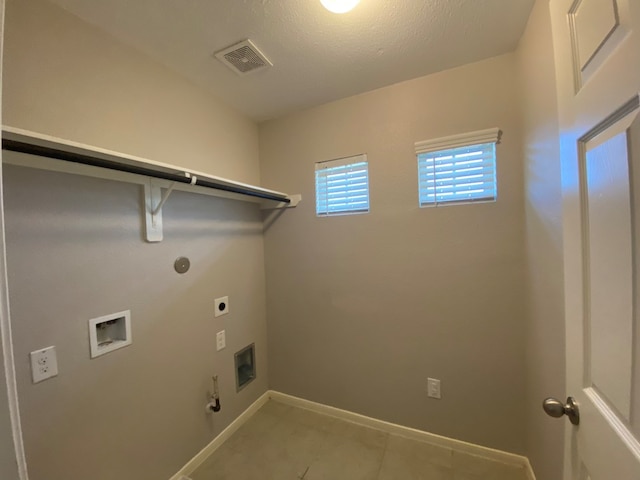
[214,39,272,75]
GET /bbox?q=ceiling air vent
[214,39,272,76]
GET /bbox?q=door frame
[0,0,28,476]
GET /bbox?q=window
[315,154,370,216]
[415,128,500,207]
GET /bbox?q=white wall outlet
[216,330,226,351]
[427,377,441,399]
[30,346,59,383]
[214,296,229,317]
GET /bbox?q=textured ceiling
[48,0,535,121]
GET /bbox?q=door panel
[583,113,634,421]
[573,0,619,70]
[568,0,630,89]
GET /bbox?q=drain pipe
[206,375,221,413]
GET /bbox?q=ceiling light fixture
[320,0,360,14]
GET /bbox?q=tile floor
[191,400,528,480]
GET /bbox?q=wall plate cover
[30,346,59,383]
[215,296,229,317]
[216,330,226,351]
[427,377,441,399]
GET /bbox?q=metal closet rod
[2,139,291,204]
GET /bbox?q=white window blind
[415,128,500,207]
[315,154,369,216]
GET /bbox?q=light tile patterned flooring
[191,400,528,480]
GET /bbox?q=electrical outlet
[214,296,229,317]
[427,377,441,399]
[216,330,226,351]
[30,346,59,383]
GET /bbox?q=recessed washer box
[235,343,256,391]
[89,310,132,358]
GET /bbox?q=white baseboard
[269,391,532,470]
[169,391,270,480]
[524,459,537,480]
[170,389,537,480]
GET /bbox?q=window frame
[415,128,501,207]
[315,154,370,217]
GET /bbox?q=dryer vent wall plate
[215,296,229,317]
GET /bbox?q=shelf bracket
[144,180,164,243]
[144,174,197,242]
[151,181,176,217]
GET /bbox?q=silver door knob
[543,396,580,425]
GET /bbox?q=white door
[549,0,640,478]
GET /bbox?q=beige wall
[3,1,267,479]
[516,1,565,479]
[3,0,259,185]
[4,166,268,480]
[259,54,527,453]
[1,0,569,476]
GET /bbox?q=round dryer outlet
[215,296,229,317]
